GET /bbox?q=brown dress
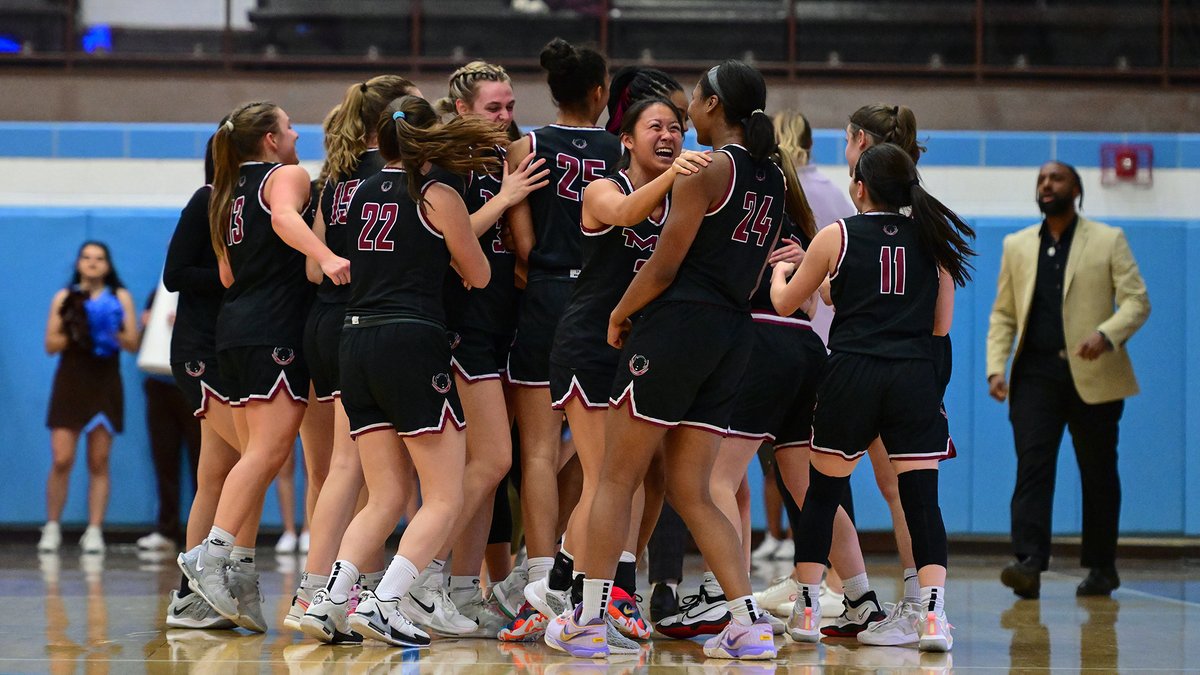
[45,346,124,433]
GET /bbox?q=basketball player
[284,75,420,637]
[771,142,974,653]
[178,102,350,632]
[498,37,621,641]
[161,128,242,630]
[528,98,708,640]
[605,66,689,133]
[545,60,784,660]
[299,95,504,648]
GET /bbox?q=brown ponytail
[849,104,926,165]
[376,95,509,205]
[320,75,418,188]
[774,148,817,244]
[208,101,280,260]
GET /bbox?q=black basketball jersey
[749,215,810,321]
[526,125,622,276]
[440,150,519,334]
[316,149,385,305]
[345,168,454,324]
[659,144,785,311]
[216,162,312,350]
[828,212,939,360]
[552,170,668,370]
[164,185,223,362]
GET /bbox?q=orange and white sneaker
[917,610,954,652]
[607,587,651,640]
[497,602,548,642]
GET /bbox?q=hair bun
[540,38,580,76]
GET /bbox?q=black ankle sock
[615,560,637,597]
[548,551,574,591]
[178,572,192,598]
[571,574,584,606]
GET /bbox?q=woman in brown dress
[39,241,138,554]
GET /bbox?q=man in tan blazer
[986,160,1149,600]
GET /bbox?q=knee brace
[898,469,948,569]
[794,464,850,565]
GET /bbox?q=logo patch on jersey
[184,360,207,377]
[447,331,462,350]
[272,347,295,366]
[432,373,453,394]
[381,181,393,192]
[238,176,246,187]
[883,223,900,236]
[755,168,767,182]
[572,138,588,149]
[629,354,650,376]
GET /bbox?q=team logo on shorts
[629,354,650,376]
[432,372,453,394]
[883,223,899,236]
[238,176,246,187]
[272,347,295,366]
[381,181,393,192]
[572,138,588,149]
[447,331,462,350]
[184,360,207,377]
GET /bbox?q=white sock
[527,556,555,584]
[799,583,822,610]
[326,560,360,603]
[232,546,255,569]
[361,570,385,592]
[449,575,480,592]
[619,551,636,563]
[581,578,612,623]
[842,572,870,602]
[300,572,328,591]
[727,595,762,626]
[702,571,723,598]
[417,559,446,586]
[903,568,920,603]
[921,586,945,615]
[376,556,421,602]
[204,526,234,558]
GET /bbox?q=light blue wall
[1,123,1196,537]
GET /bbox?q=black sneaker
[649,582,679,624]
[821,590,886,637]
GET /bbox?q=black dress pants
[145,377,202,543]
[1008,354,1124,570]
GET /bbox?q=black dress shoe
[1001,559,1041,599]
[649,582,679,623]
[1076,567,1120,596]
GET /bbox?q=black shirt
[658,144,785,311]
[526,125,622,277]
[164,185,223,362]
[748,215,810,321]
[345,168,454,324]
[827,212,939,360]
[216,162,312,350]
[316,149,385,305]
[1021,216,1077,356]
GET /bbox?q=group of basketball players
[160,36,975,661]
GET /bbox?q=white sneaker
[819,580,845,617]
[524,576,569,619]
[300,589,361,645]
[298,531,310,554]
[274,531,298,554]
[38,522,61,552]
[918,610,954,652]
[771,538,795,562]
[489,564,528,619]
[764,610,786,636]
[455,586,509,638]
[750,534,782,560]
[786,584,822,643]
[165,590,237,630]
[79,526,105,554]
[858,600,922,646]
[137,532,175,551]
[754,574,801,616]
[400,575,478,636]
[352,590,431,647]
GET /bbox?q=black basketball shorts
[549,363,614,411]
[171,356,230,418]
[608,300,752,433]
[217,345,309,407]
[303,300,345,401]
[727,316,827,449]
[340,320,466,438]
[506,277,574,387]
[449,326,512,382]
[811,352,952,462]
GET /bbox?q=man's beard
[1038,194,1073,216]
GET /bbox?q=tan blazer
[986,216,1150,404]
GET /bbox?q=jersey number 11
[880,246,906,295]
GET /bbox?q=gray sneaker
[605,614,641,654]
[301,589,361,645]
[177,545,237,622]
[456,587,509,638]
[227,564,268,633]
[165,590,236,630]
